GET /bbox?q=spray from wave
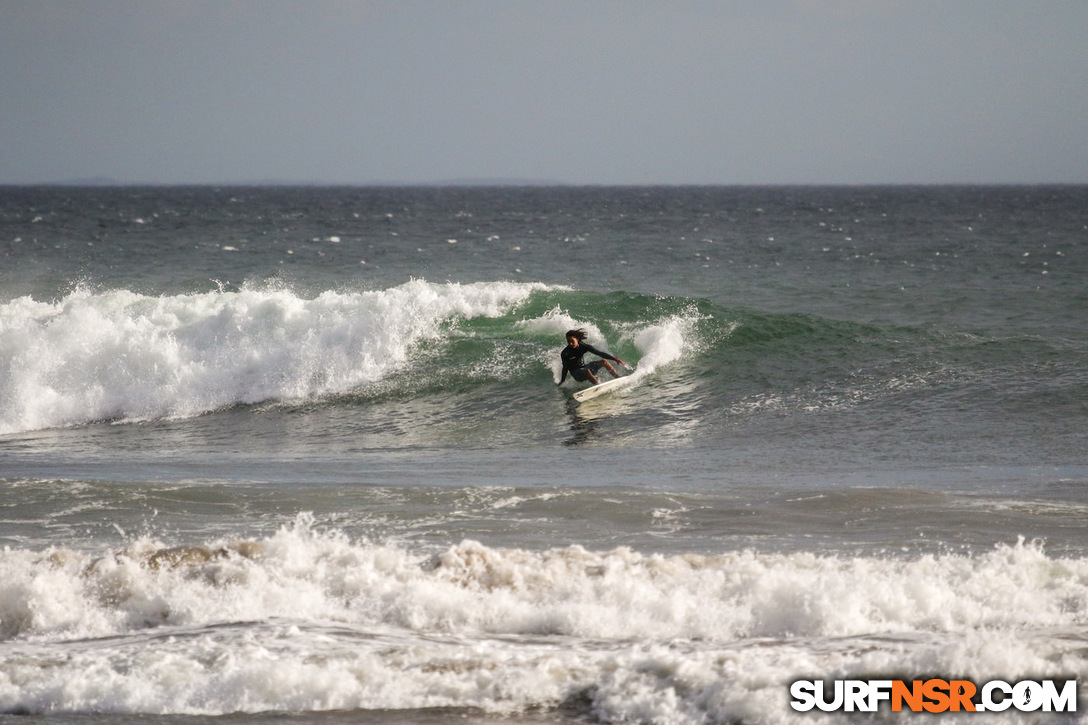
[518,304,697,387]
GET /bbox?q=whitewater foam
[1,518,1086,720]
[0,280,549,434]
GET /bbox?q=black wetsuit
[560,343,618,383]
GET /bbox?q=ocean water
[0,185,1086,724]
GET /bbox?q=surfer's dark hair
[565,328,587,342]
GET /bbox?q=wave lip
[0,280,549,434]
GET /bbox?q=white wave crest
[0,280,547,434]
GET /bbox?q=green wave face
[4,280,1079,462]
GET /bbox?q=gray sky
[2,0,1086,185]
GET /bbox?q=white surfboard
[572,374,634,403]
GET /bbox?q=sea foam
[0,280,547,434]
[1,519,1085,721]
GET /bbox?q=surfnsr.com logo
[790,679,1077,713]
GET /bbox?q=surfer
[559,329,625,386]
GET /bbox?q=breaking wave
[1,517,1084,721]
